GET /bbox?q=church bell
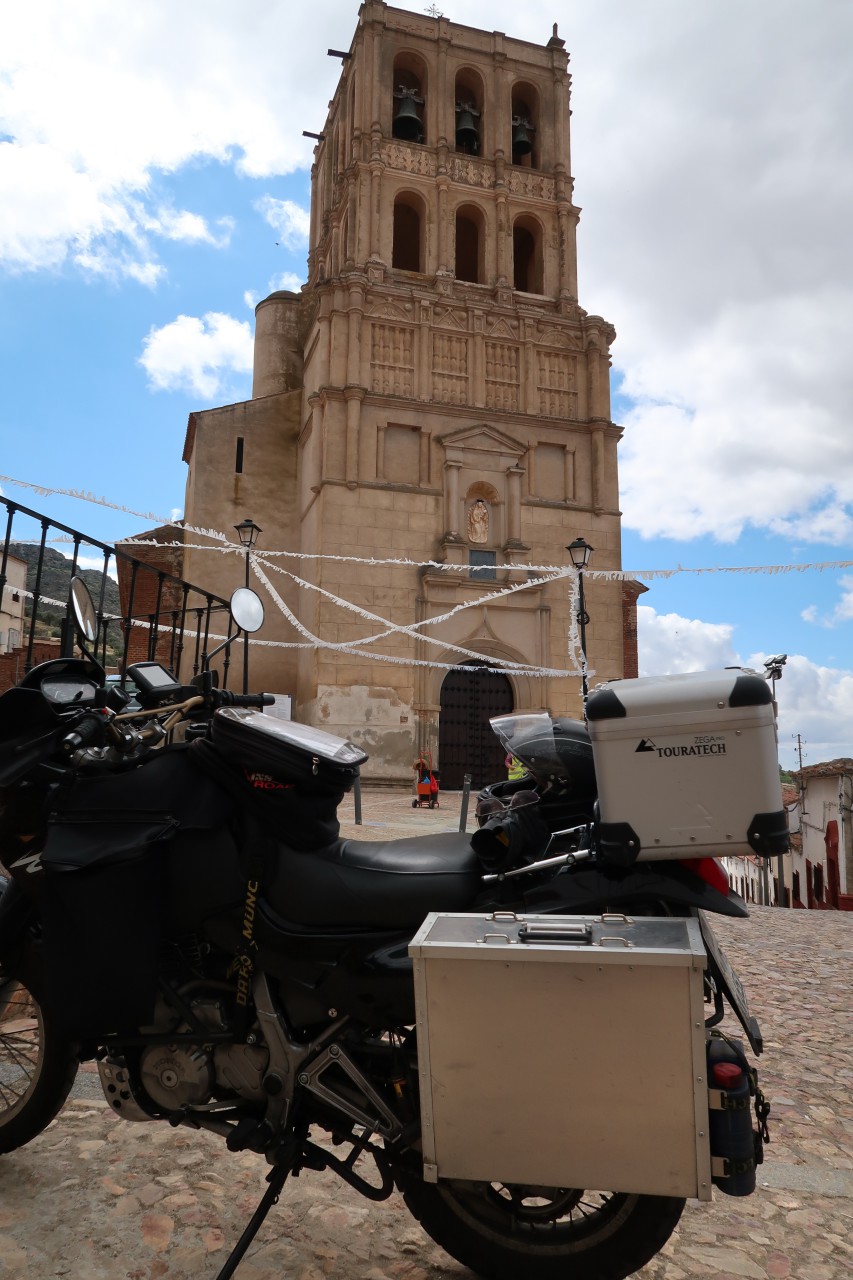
[511,116,534,158]
[392,88,424,143]
[455,102,480,153]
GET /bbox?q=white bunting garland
[4,470,853,682]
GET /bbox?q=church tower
[183,2,631,785]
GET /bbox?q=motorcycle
[0,577,773,1280]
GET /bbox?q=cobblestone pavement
[0,788,850,1279]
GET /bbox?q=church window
[392,194,423,272]
[469,550,497,580]
[511,84,539,168]
[235,437,244,474]
[455,205,483,283]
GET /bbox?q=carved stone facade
[181,1,632,782]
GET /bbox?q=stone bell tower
[183,1,630,784]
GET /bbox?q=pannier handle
[518,921,593,945]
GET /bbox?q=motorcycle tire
[400,1171,685,1280]
[0,955,79,1155]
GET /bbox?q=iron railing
[0,497,235,691]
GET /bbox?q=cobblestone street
[0,788,850,1279]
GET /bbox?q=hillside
[10,543,124,657]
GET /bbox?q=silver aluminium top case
[586,668,789,863]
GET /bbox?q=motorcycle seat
[265,831,480,928]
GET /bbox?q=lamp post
[764,654,788,906]
[567,537,593,703]
[234,518,262,693]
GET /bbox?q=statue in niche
[467,499,489,544]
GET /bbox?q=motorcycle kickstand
[213,1162,290,1280]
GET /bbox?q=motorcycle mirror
[230,587,264,634]
[70,576,98,643]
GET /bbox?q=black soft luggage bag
[38,747,234,1037]
[191,709,368,851]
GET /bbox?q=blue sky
[2,0,851,766]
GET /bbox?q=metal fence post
[459,773,472,833]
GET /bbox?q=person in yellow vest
[505,752,526,781]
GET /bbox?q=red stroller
[412,751,439,808]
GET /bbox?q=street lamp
[234,518,262,693]
[567,537,593,703]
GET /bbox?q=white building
[789,760,853,911]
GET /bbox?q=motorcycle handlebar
[61,712,107,754]
[212,691,275,710]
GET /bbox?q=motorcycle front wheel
[401,1172,685,1280]
[0,965,79,1154]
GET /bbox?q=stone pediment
[433,306,468,331]
[367,299,412,322]
[486,316,519,339]
[440,423,526,467]
[536,324,582,349]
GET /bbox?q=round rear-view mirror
[70,576,98,643]
[230,587,265,634]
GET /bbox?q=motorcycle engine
[106,995,270,1115]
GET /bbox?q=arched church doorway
[438,662,514,790]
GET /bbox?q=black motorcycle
[0,578,770,1280]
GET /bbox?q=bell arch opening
[455,203,485,283]
[392,192,425,272]
[513,215,543,293]
[392,54,427,144]
[454,68,484,156]
[511,83,540,168]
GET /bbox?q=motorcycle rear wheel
[401,1174,685,1280]
[0,967,79,1154]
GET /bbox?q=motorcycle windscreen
[489,712,595,794]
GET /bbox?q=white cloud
[637,603,853,763]
[254,198,310,249]
[268,271,304,293]
[0,1,329,280]
[141,207,234,248]
[613,286,853,544]
[2,0,851,546]
[73,554,118,582]
[73,247,165,287]
[746,651,853,767]
[560,1,853,545]
[244,290,259,310]
[138,312,253,399]
[799,575,853,628]
[637,606,738,676]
